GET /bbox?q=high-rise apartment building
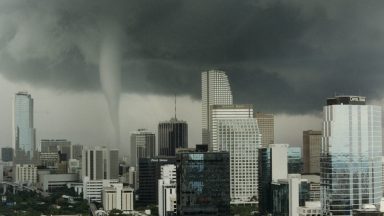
[13,92,36,162]
[212,104,261,204]
[177,151,230,216]
[201,70,233,145]
[81,146,119,180]
[158,118,188,156]
[320,96,382,216]
[158,164,177,216]
[14,164,37,185]
[130,129,155,168]
[303,130,322,174]
[102,183,134,212]
[255,112,274,148]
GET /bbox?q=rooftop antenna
[174,94,177,119]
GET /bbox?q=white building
[81,146,119,180]
[270,144,289,182]
[38,173,78,191]
[14,164,37,185]
[102,183,134,213]
[201,70,233,146]
[211,104,261,204]
[68,159,81,174]
[321,96,382,216]
[158,164,177,216]
[83,176,119,202]
[297,201,321,216]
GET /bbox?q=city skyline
[1,1,384,155]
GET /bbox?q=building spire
[174,94,177,119]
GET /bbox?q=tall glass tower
[201,70,233,147]
[320,96,382,216]
[13,92,35,161]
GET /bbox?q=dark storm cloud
[0,0,384,113]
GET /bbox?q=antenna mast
[174,94,177,119]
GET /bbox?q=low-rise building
[102,183,134,213]
[14,164,37,185]
[38,173,79,192]
[83,176,119,202]
[298,201,321,216]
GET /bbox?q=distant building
[130,129,156,168]
[14,164,37,185]
[177,151,230,216]
[72,144,83,161]
[40,139,71,160]
[201,70,233,145]
[158,118,188,156]
[83,176,119,202]
[321,96,382,215]
[102,183,134,213]
[303,130,322,174]
[288,147,303,174]
[81,146,119,180]
[138,156,176,205]
[38,173,78,192]
[39,152,60,167]
[158,164,177,216]
[13,92,36,162]
[1,148,13,162]
[255,112,274,148]
[68,159,81,174]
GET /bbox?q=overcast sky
[1,0,384,156]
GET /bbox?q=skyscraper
[158,118,188,156]
[201,70,233,145]
[13,92,36,161]
[130,129,156,168]
[40,139,71,160]
[255,112,275,148]
[81,146,119,180]
[303,130,322,174]
[211,104,261,204]
[320,96,382,216]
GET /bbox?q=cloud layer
[1,0,384,113]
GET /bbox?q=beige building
[14,164,37,185]
[254,112,274,148]
[303,130,322,174]
[102,183,134,213]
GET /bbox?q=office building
[303,130,322,174]
[40,139,71,160]
[272,174,309,216]
[158,164,177,216]
[177,151,230,216]
[321,96,382,215]
[13,92,36,162]
[210,104,254,151]
[302,174,320,201]
[255,112,274,148]
[81,146,119,180]
[138,156,176,205]
[102,183,134,212]
[158,118,188,156]
[68,159,81,174]
[72,144,83,161]
[83,176,119,202]
[39,152,60,167]
[14,164,37,185]
[38,173,78,192]
[258,144,289,215]
[1,148,13,162]
[288,147,303,174]
[130,129,156,167]
[212,105,260,204]
[201,70,233,145]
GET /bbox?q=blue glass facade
[321,97,382,216]
[13,92,35,160]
